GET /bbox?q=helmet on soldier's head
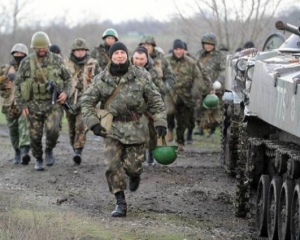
[203,94,219,109]
[201,33,217,46]
[102,28,118,41]
[30,31,51,48]
[11,43,28,56]
[139,34,156,47]
[71,38,89,51]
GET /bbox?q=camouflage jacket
[0,59,21,118]
[90,43,110,70]
[80,63,167,144]
[150,48,176,92]
[195,49,226,87]
[166,54,205,107]
[15,51,72,113]
[64,54,101,112]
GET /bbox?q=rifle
[46,80,75,114]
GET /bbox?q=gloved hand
[156,126,167,138]
[7,73,16,81]
[91,123,107,137]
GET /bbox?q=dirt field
[0,121,251,240]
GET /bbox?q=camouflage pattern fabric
[147,118,157,151]
[80,63,167,145]
[14,51,72,159]
[26,103,63,158]
[64,54,100,149]
[104,137,145,194]
[0,60,30,149]
[5,114,30,149]
[90,44,110,70]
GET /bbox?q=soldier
[64,38,100,165]
[166,39,205,151]
[132,45,164,165]
[14,31,72,171]
[139,34,176,142]
[49,44,62,56]
[0,43,31,164]
[81,42,167,217]
[195,33,226,137]
[91,28,118,70]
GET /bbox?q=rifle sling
[104,84,122,109]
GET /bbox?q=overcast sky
[20,0,196,26]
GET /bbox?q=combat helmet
[201,33,217,45]
[71,38,89,51]
[139,34,156,47]
[11,43,28,56]
[152,144,178,165]
[203,94,219,109]
[102,28,118,41]
[30,31,51,48]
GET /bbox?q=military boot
[111,191,127,217]
[20,145,31,165]
[45,148,55,166]
[73,148,82,165]
[34,158,44,171]
[147,151,155,166]
[129,175,140,192]
[13,148,21,164]
[166,129,173,142]
[186,129,193,144]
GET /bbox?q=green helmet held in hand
[71,38,89,51]
[152,145,178,165]
[203,94,219,109]
[102,28,118,41]
[201,33,217,46]
[30,31,51,48]
[139,34,156,47]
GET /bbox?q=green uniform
[81,63,166,193]
[14,51,72,160]
[91,44,110,70]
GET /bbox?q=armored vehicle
[221,21,300,239]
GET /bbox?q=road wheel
[256,174,270,237]
[291,183,300,240]
[278,179,294,240]
[267,176,283,240]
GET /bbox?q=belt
[113,114,141,122]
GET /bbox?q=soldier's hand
[91,123,107,137]
[57,91,67,104]
[22,107,29,116]
[156,126,167,138]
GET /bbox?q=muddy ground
[0,121,251,240]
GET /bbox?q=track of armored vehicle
[221,21,300,239]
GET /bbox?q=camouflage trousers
[27,104,63,159]
[65,111,86,149]
[104,137,145,194]
[167,104,194,145]
[5,113,30,149]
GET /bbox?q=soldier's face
[203,43,215,52]
[105,36,116,46]
[132,52,147,67]
[13,52,26,57]
[73,49,87,58]
[35,47,48,58]
[111,50,127,64]
[141,43,154,55]
[173,48,185,58]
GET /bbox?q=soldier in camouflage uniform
[81,42,167,218]
[0,43,31,164]
[139,34,176,142]
[132,46,164,165]
[166,39,205,151]
[195,33,226,137]
[15,31,72,171]
[91,28,118,70]
[64,38,101,165]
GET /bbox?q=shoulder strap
[34,55,48,83]
[104,84,123,109]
